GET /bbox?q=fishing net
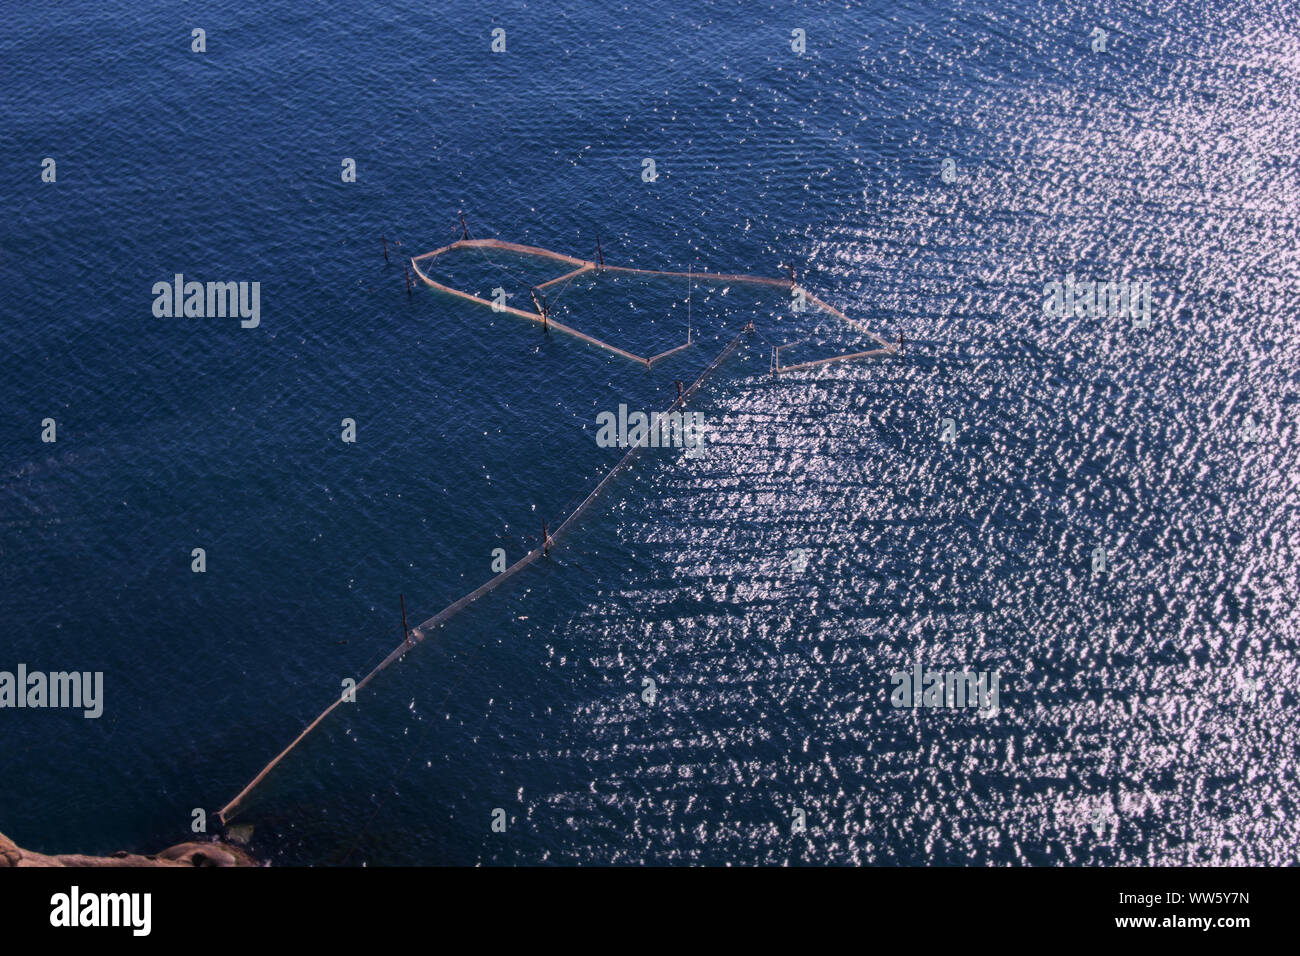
[219,236,895,823]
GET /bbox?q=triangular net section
[409,238,897,371]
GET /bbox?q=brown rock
[0,832,22,867]
[156,842,248,867]
[0,830,256,867]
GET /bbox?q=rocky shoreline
[0,830,257,867]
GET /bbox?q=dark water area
[1,0,1296,865]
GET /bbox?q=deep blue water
[2,0,1298,865]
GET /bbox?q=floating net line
[409,238,898,372]
[218,328,747,824]
[218,235,897,824]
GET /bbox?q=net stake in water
[401,594,410,648]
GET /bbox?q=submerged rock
[224,824,254,846]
